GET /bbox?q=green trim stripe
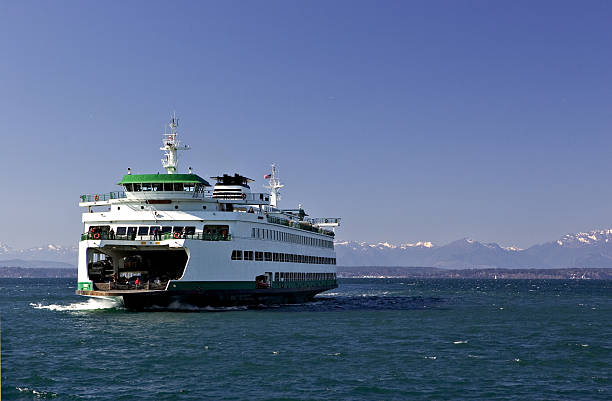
[118,173,210,186]
[78,281,93,291]
[168,280,337,291]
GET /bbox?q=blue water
[1,278,611,400]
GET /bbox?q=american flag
[264,174,271,179]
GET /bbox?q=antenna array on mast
[161,112,190,174]
[264,164,284,208]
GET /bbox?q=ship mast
[264,164,284,208]
[161,112,190,174]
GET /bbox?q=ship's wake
[143,300,249,312]
[30,297,123,312]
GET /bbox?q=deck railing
[82,232,231,241]
[80,192,126,202]
[266,215,335,236]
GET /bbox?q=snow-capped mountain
[336,228,612,268]
[0,243,78,267]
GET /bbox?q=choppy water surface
[1,278,611,400]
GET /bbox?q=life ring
[241,193,246,200]
[93,232,101,239]
[173,232,181,239]
[94,194,99,201]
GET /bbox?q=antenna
[160,113,190,174]
[264,163,284,208]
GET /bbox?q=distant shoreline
[0,266,77,278]
[2,265,611,280]
[338,266,612,279]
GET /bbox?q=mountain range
[335,229,612,268]
[4,228,612,269]
[0,244,78,267]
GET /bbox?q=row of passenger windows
[252,228,333,249]
[114,226,197,236]
[274,272,336,281]
[231,250,336,264]
[123,183,203,192]
[91,225,230,236]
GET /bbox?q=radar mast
[264,164,284,208]
[161,112,190,174]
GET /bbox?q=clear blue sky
[1,0,611,249]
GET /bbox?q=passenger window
[255,252,263,261]
[116,227,126,235]
[231,250,243,260]
[152,183,162,192]
[244,251,254,261]
[127,227,137,235]
[149,226,162,235]
[142,183,152,191]
[173,183,184,191]
[204,225,229,237]
[264,252,272,261]
[161,226,172,234]
[133,184,141,191]
[185,226,196,235]
[138,227,148,235]
[173,226,184,233]
[124,184,133,192]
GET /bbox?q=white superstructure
[76,115,340,309]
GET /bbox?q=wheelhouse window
[124,184,133,192]
[133,184,141,191]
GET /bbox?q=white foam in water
[30,297,122,311]
[152,300,248,311]
[453,340,468,344]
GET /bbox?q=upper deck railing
[266,215,335,236]
[80,192,126,203]
[308,217,341,227]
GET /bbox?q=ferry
[75,115,340,309]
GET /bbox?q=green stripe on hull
[168,280,338,291]
[272,280,337,289]
[168,281,256,291]
[78,281,94,291]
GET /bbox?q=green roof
[118,174,210,186]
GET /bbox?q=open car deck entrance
[87,246,188,291]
